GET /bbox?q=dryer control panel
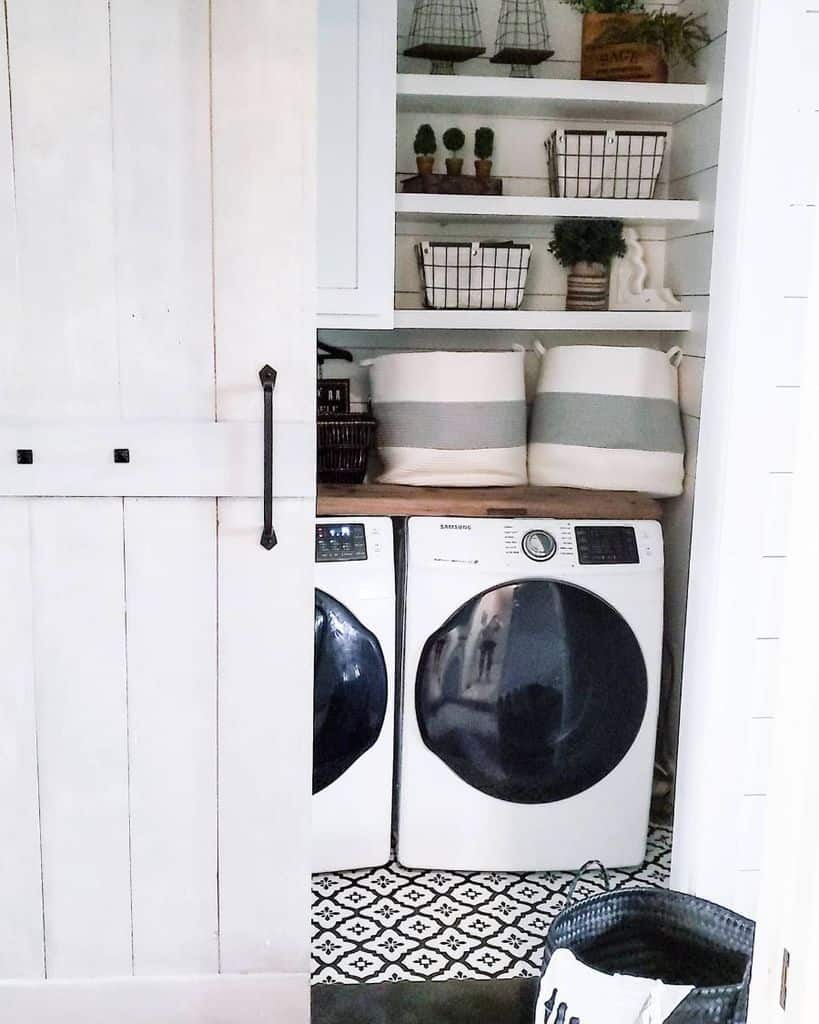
[575,526,639,565]
[316,523,368,562]
[409,517,663,574]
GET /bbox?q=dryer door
[416,580,648,804]
[313,589,388,794]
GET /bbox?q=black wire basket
[546,128,668,200]
[317,414,376,485]
[416,240,532,309]
[543,881,755,1023]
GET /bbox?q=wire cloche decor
[491,0,554,77]
[404,0,486,75]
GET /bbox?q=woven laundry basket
[542,883,755,1024]
[528,344,685,497]
[365,351,528,487]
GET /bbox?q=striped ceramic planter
[566,261,609,311]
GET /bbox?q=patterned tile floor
[312,824,671,985]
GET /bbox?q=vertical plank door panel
[217,498,313,975]
[0,499,45,978]
[0,6,22,414]
[211,0,317,428]
[29,499,132,977]
[124,498,218,975]
[109,0,215,422]
[4,0,118,420]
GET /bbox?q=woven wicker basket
[543,887,755,1023]
[317,414,375,485]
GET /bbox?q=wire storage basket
[546,129,668,200]
[317,414,376,485]
[416,240,532,310]
[404,0,485,74]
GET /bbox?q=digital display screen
[315,523,368,562]
[575,526,639,565]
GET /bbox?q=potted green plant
[596,10,710,80]
[548,219,626,311]
[474,126,495,180]
[414,124,437,175]
[443,127,466,176]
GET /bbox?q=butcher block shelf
[317,484,663,520]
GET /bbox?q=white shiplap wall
[672,0,818,920]
[725,0,816,918]
[662,0,728,808]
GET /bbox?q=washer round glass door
[416,580,648,803]
[313,589,388,795]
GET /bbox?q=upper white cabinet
[317,0,397,329]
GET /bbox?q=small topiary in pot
[443,126,466,176]
[548,219,626,311]
[414,123,437,175]
[474,126,495,179]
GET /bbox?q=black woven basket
[543,883,755,1023]
[317,414,375,485]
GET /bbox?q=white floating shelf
[397,74,710,122]
[396,194,700,225]
[393,310,692,331]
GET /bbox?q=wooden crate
[581,13,667,84]
[401,173,503,196]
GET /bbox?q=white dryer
[397,517,664,872]
[313,517,395,873]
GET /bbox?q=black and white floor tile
[311,824,672,985]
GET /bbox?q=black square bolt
[16,449,33,465]
[113,448,130,464]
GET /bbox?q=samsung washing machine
[313,517,395,874]
[397,516,664,872]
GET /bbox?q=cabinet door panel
[317,0,396,327]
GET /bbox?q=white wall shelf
[393,309,692,331]
[396,194,700,225]
[397,74,710,122]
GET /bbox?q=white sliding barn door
[0,2,316,1021]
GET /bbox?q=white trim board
[392,309,692,331]
[396,194,701,225]
[0,421,315,498]
[0,973,308,1024]
[397,73,710,121]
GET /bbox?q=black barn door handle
[259,365,278,550]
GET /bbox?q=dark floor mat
[311,977,538,1024]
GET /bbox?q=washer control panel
[521,529,557,562]
[315,523,368,562]
[575,526,639,565]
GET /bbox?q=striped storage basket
[365,351,528,487]
[528,344,685,497]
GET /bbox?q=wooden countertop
[316,484,663,520]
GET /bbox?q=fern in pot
[548,219,626,311]
[560,0,705,83]
[594,10,710,80]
